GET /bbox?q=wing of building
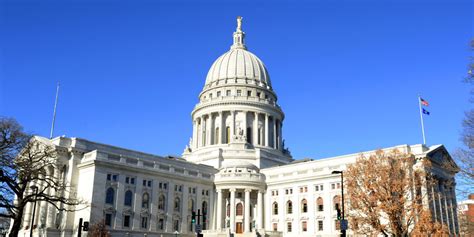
[17,17,460,237]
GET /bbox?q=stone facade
[17,17,459,237]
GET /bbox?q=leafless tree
[88,220,110,237]
[0,117,83,237]
[345,149,448,236]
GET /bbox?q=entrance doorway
[236,222,243,233]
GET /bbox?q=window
[124,190,133,206]
[226,126,230,144]
[143,179,152,187]
[247,90,252,96]
[335,220,341,230]
[317,197,324,211]
[226,204,230,217]
[286,201,293,214]
[105,188,114,205]
[236,203,243,216]
[237,90,242,96]
[318,220,323,231]
[163,183,167,189]
[123,215,130,228]
[125,177,129,183]
[332,182,340,190]
[265,94,268,99]
[257,92,261,97]
[301,199,308,213]
[174,220,180,231]
[131,177,135,184]
[333,195,341,210]
[217,91,221,97]
[107,174,118,181]
[315,184,323,191]
[142,193,150,208]
[302,221,307,232]
[141,216,148,229]
[143,180,147,186]
[246,127,252,143]
[158,218,165,230]
[273,223,278,231]
[158,195,166,210]
[209,93,212,98]
[147,180,152,187]
[174,197,181,212]
[272,202,278,215]
[226,90,231,96]
[105,213,112,226]
[287,222,292,232]
[215,127,220,144]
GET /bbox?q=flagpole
[418,95,426,145]
[50,82,60,139]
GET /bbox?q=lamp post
[29,185,38,237]
[332,170,346,237]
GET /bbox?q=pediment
[426,145,459,173]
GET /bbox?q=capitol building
[19,17,459,237]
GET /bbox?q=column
[431,184,437,221]
[254,112,259,145]
[257,190,263,230]
[181,186,189,233]
[218,112,223,144]
[165,181,175,231]
[47,167,61,227]
[230,189,236,233]
[279,122,283,150]
[273,118,277,149]
[231,111,236,138]
[216,189,223,230]
[201,115,205,147]
[265,114,269,147]
[244,189,251,232]
[207,113,214,145]
[243,111,247,139]
[192,119,197,149]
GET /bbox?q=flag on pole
[422,108,430,115]
[420,97,429,106]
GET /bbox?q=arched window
[317,197,324,211]
[158,195,166,210]
[105,188,114,204]
[236,203,243,216]
[226,126,230,144]
[174,197,181,212]
[301,199,308,213]
[333,195,341,210]
[202,201,208,214]
[124,190,133,206]
[142,193,150,208]
[272,202,278,215]
[246,127,252,143]
[215,127,220,144]
[286,201,293,214]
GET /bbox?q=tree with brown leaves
[88,220,110,237]
[0,117,83,237]
[345,149,447,236]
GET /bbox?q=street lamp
[29,185,38,237]
[332,170,346,237]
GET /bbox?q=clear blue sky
[0,0,472,160]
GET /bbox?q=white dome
[221,160,259,171]
[204,48,272,89]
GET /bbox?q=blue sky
[0,0,472,160]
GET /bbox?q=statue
[236,16,242,31]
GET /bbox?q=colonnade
[428,178,459,235]
[215,188,264,233]
[192,110,282,150]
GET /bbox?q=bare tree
[454,39,474,195]
[0,117,83,237]
[345,149,448,236]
